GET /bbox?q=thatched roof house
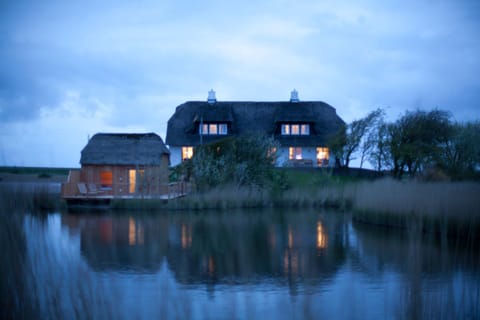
[62,133,171,200]
[81,133,170,165]
[166,90,344,167]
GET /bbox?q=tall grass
[353,178,480,217]
[0,184,63,319]
[153,183,353,211]
[351,178,480,241]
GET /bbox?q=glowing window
[129,169,144,193]
[182,146,194,161]
[199,123,227,135]
[199,124,209,134]
[301,124,310,135]
[100,171,112,188]
[291,124,300,135]
[281,124,310,135]
[316,147,329,166]
[209,124,218,134]
[289,147,302,160]
[219,124,228,135]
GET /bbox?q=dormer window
[281,124,310,135]
[199,123,228,135]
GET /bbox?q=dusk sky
[1,0,479,167]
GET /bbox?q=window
[291,124,300,135]
[128,169,144,193]
[281,124,310,135]
[182,146,194,161]
[316,147,329,166]
[209,124,218,135]
[100,171,113,188]
[219,124,228,135]
[289,147,302,160]
[199,123,228,135]
[301,124,310,135]
[199,124,209,134]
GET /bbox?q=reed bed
[350,178,480,241]
[128,184,354,211]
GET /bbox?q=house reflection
[317,221,327,250]
[128,218,144,246]
[61,210,348,294]
[181,224,192,249]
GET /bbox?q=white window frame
[289,147,303,160]
[182,146,194,161]
[281,123,310,136]
[316,147,329,166]
[219,124,228,135]
[301,124,310,135]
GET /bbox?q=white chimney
[290,89,299,103]
[207,89,217,104]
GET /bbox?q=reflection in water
[20,209,480,319]
[317,221,327,250]
[128,218,135,245]
[181,224,192,249]
[128,217,145,246]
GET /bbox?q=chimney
[290,89,299,103]
[207,89,217,104]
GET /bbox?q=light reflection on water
[23,210,479,319]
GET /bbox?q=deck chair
[77,183,89,196]
[88,183,100,194]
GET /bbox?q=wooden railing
[61,169,191,199]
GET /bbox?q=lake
[21,209,479,319]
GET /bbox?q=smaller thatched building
[62,133,170,199]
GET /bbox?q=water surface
[23,209,479,319]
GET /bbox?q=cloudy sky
[1,0,479,167]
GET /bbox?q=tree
[328,108,384,168]
[359,108,385,168]
[191,133,280,191]
[440,121,480,178]
[387,109,452,178]
[367,121,391,171]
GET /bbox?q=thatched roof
[166,101,345,147]
[80,133,170,166]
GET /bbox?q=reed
[351,178,480,240]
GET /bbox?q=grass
[350,178,480,241]
[2,166,479,240]
[0,166,72,176]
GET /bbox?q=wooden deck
[62,169,191,210]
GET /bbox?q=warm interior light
[129,218,136,245]
[316,147,329,166]
[317,221,328,249]
[100,171,113,188]
[182,146,193,160]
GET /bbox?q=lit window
[209,124,218,134]
[301,124,310,135]
[182,146,194,161]
[129,169,145,193]
[281,123,310,135]
[316,147,329,166]
[199,123,228,135]
[219,124,228,135]
[199,124,209,134]
[100,171,113,188]
[289,147,302,160]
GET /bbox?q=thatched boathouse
[166,90,345,167]
[62,133,171,201]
